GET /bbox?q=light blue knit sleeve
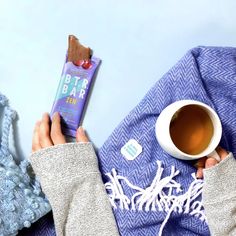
[29,142,119,236]
[203,153,236,236]
[0,94,51,236]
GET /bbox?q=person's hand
[196,147,228,179]
[32,112,89,152]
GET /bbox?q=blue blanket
[98,46,236,236]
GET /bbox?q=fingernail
[53,112,59,120]
[35,121,41,126]
[78,126,85,135]
[196,169,203,179]
[42,112,48,119]
[196,172,200,179]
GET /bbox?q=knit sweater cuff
[29,143,99,187]
[203,152,236,204]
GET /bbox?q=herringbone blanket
[25,46,236,235]
[98,46,236,236]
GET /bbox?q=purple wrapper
[51,56,100,137]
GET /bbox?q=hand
[196,147,228,179]
[32,112,89,152]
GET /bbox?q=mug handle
[207,150,221,162]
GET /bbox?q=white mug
[155,100,222,161]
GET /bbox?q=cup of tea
[155,100,222,160]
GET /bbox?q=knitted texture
[0,94,51,236]
[98,46,236,236]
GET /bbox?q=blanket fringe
[105,161,205,235]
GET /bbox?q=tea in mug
[169,105,214,155]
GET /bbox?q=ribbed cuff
[203,152,236,204]
[29,143,99,186]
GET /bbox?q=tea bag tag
[121,139,142,160]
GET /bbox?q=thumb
[76,126,89,143]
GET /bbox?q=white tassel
[105,161,206,236]
[105,169,130,210]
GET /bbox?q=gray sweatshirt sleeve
[202,152,236,236]
[29,142,119,236]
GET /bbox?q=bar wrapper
[51,36,100,137]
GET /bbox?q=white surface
[0,0,236,159]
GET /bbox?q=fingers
[195,157,207,179]
[76,126,89,143]
[33,112,89,154]
[216,146,228,161]
[206,147,228,167]
[39,113,53,148]
[196,146,229,178]
[196,168,204,179]
[196,156,218,179]
[205,157,218,169]
[32,121,42,152]
[50,112,66,145]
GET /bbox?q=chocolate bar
[51,35,100,137]
[67,35,91,64]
